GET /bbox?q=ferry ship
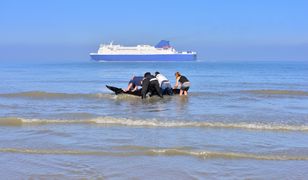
[90,40,197,61]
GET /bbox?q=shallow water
[0,61,308,179]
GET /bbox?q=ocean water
[0,61,308,179]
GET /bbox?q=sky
[0,0,308,62]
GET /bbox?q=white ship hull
[90,40,197,61]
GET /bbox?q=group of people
[123,71,190,99]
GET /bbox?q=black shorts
[180,82,190,91]
[181,86,190,91]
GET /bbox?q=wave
[242,89,308,96]
[1,117,308,132]
[0,147,307,160]
[0,91,114,99]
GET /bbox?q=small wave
[145,149,308,161]
[1,117,308,132]
[242,89,308,96]
[1,147,307,160]
[0,91,113,99]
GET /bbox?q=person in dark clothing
[123,75,143,92]
[141,72,163,99]
[174,71,190,96]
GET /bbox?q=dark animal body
[106,85,180,97]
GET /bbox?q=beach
[0,61,308,179]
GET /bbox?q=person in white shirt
[155,71,173,95]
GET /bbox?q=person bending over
[155,71,173,95]
[123,75,143,92]
[174,72,190,96]
[141,72,163,99]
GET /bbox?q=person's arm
[173,77,180,89]
[131,86,138,92]
[123,83,132,92]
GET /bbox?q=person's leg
[124,83,132,92]
[153,81,163,98]
[141,79,149,99]
[179,89,183,96]
[161,83,166,95]
[161,88,165,95]
[163,82,172,95]
[168,88,173,95]
[182,86,189,96]
[167,83,173,95]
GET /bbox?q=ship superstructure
[90,40,197,61]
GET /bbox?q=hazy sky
[1,0,308,62]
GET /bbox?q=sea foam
[0,147,307,160]
[1,116,308,132]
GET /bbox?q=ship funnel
[155,40,171,48]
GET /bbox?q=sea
[0,60,308,179]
